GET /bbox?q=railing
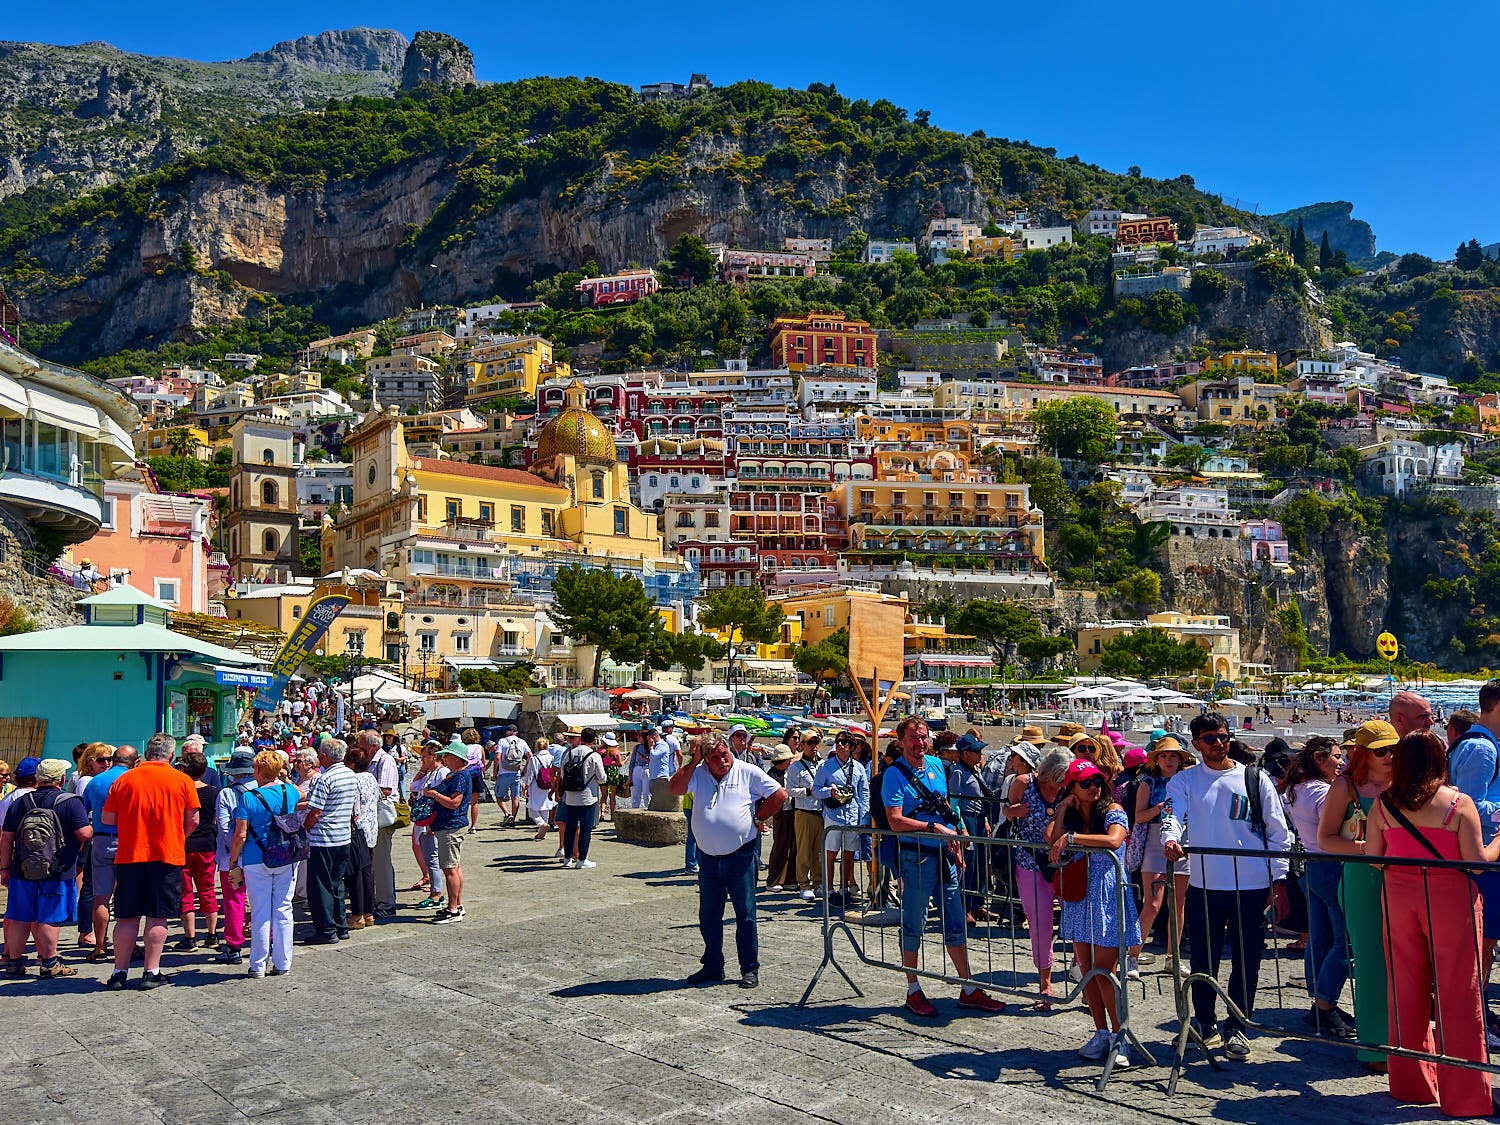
[799,824,1154,1091]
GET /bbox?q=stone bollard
[647,777,680,813]
[613,808,687,846]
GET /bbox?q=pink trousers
[1017,865,1057,970]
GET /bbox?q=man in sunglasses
[1161,711,1292,1062]
[1446,679,1500,1037]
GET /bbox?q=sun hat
[36,759,69,784]
[1009,741,1042,769]
[1147,735,1195,767]
[1064,759,1105,786]
[437,744,469,763]
[224,748,257,777]
[600,732,619,747]
[729,723,749,737]
[1052,722,1084,746]
[770,743,794,764]
[1014,724,1045,744]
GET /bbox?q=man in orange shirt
[102,732,199,990]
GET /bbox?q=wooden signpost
[847,598,907,745]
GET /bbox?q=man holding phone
[1162,711,1293,1062]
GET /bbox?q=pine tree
[1319,230,1333,271]
[1456,239,1485,271]
[1292,218,1308,267]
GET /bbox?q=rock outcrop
[400,32,475,92]
[0,30,419,205]
[1266,201,1378,264]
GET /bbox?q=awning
[0,376,26,417]
[638,679,691,695]
[444,658,501,670]
[914,655,996,667]
[421,695,521,722]
[98,414,137,462]
[27,387,100,432]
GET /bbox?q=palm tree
[165,427,198,458]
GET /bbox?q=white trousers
[631,767,650,808]
[244,861,296,973]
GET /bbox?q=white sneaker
[554,847,564,858]
[799,888,816,901]
[1069,964,1083,984]
[578,860,597,869]
[1112,1046,1131,1070]
[562,859,576,869]
[1126,956,1141,982]
[1078,1028,1111,1060]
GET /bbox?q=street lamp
[344,635,366,722]
[399,637,410,687]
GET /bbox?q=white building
[1135,484,1242,539]
[866,239,918,264]
[797,370,879,410]
[1077,209,1146,238]
[1022,226,1074,250]
[1359,439,1465,497]
[1191,226,1253,256]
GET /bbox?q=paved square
[0,823,1454,1122]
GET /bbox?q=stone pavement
[0,819,1456,1124]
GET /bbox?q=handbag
[392,798,411,829]
[377,795,398,829]
[1058,856,1088,902]
[409,794,438,828]
[1338,800,1366,842]
[1124,823,1148,873]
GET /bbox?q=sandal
[408,880,429,891]
[1031,992,1054,1012]
[85,948,112,964]
[39,960,78,979]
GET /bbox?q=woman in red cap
[1046,758,1141,1069]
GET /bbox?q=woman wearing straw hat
[1132,736,1195,975]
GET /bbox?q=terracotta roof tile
[409,458,556,489]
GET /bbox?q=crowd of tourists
[7,680,1500,1116]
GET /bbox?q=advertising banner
[252,594,351,711]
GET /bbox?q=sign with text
[215,669,273,689]
[252,594,351,711]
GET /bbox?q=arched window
[261,480,278,506]
[262,529,279,554]
[261,449,274,465]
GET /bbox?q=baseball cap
[1064,759,1105,786]
[36,759,69,783]
[17,756,40,778]
[954,732,987,756]
[1122,746,1148,769]
[1353,719,1399,751]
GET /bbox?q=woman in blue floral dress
[1046,758,1141,1069]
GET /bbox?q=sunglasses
[1199,733,1230,744]
[1075,777,1104,790]
[1369,745,1392,758]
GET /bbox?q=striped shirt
[306,763,359,847]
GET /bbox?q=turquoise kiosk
[0,587,269,760]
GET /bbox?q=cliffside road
[0,821,1411,1123]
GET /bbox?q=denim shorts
[494,771,522,801]
[898,845,966,953]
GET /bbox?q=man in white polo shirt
[669,732,786,990]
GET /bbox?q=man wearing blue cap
[0,757,40,827]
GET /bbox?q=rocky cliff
[1159,524,1389,668]
[400,32,475,92]
[1099,283,1328,372]
[1267,201,1378,264]
[0,29,414,209]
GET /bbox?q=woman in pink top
[1366,731,1500,1118]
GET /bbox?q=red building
[621,389,731,441]
[769,312,877,370]
[576,269,660,307]
[1115,217,1178,249]
[729,489,836,581]
[676,538,759,590]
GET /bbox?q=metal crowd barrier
[798,821,1156,1091]
[1163,843,1500,1103]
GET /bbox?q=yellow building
[134,424,210,460]
[771,587,907,647]
[1214,350,1279,376]
[1076,611,1241,680]
[967,235,1018,261]
[856,414,973,449]
[325,384,674,608]
[467,336,570,404]
[1178,375,1282,428]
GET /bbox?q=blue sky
[10,1,1497,258]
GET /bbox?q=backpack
[562,749,597,793]
[13,791,78,881]
[249,786,311,869]
[536,763,555,790]
[501,738,527,771]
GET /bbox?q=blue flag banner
[252,594,351,711]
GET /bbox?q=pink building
[1242,518,1290,565]
[67,474,217,613]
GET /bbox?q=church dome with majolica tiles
[534,380,617,465]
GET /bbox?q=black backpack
[13,791,78,881]
[562,749,597,793]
